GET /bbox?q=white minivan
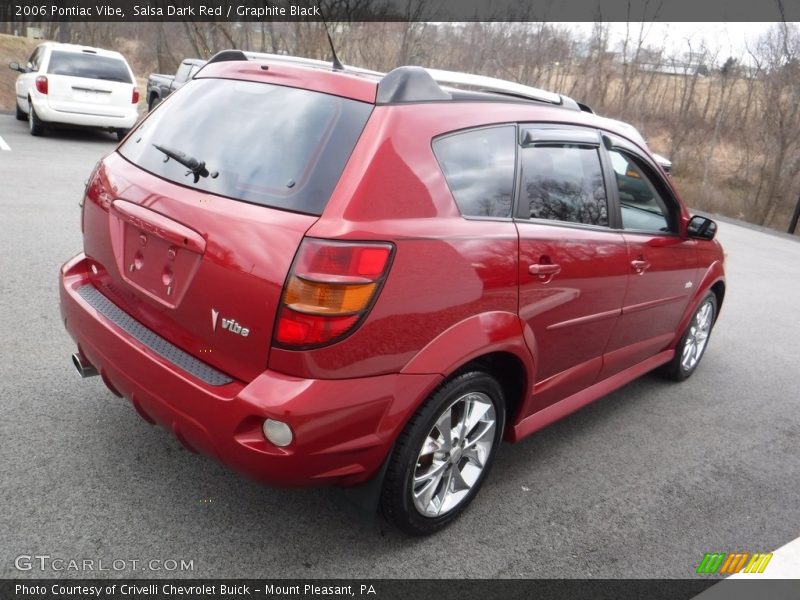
[10,42,140,140]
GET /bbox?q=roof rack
[203,49,581,110]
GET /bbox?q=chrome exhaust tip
[71,352,99,378]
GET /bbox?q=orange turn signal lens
[284,277,376,315]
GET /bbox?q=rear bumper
[60,254,441,487]
[34,96,138,130]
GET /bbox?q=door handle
[631,259,651,274]
[529,263,561,276]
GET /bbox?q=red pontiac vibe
[60,50,725,535]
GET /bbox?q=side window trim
[520,126,602,147]
[600,134,680,236]
[597,141,623,230]
[513,124,615,230]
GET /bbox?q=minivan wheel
[16,102,26,121]
[115,128,129,142]
[28,101,44,136]
[659,292,717,381]
[380,371,505,535]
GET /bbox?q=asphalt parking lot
[1,112,798,579]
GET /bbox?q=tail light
[82,161,112,233]
[79,161,104,233]
[35,76,48,95]
[132,87,140,104]
[274,239,394,348]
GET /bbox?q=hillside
[0,33,39,111]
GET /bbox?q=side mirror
[687,215,717,240]
[9,61,22,73]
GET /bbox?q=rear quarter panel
[269,104,536,380]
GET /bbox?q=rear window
[47,51,133,83]
[119,78,373,215]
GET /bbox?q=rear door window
[47,51,133,83]
[118,78,373,215]
[518,143,609,227]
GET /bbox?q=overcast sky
[565,21,777,64]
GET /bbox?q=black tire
[115,128,129,142]
[148,95,161,112]
[658,292,717,381]
[15,102,25,121]
[28,101,44,136]
[380,370,505,536]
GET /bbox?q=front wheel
[659,292,717,381]
[15,102,25,121]
[380,371,505,535]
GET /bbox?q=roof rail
[377,66,581,109]
[424,68,563,105]
[206,49,247,64]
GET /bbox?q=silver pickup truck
[146,58,205,111]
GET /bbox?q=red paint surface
[60,60,726,487]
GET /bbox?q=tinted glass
[610,150,672,232]
[519,145,608,226]
[119,78,372,215]
[433,126,516,218]
[29,47,42,70]
[47,51,133,83]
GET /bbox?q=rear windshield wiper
[153,144,218,184]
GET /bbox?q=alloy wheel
[412,391,497,517]
[681,299,714,372]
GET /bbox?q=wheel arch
[710,279,725,320]
[400,311,534,437]
[671,261,725,348]
[450,351,529,438]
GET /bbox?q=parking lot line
[0,135,10,151]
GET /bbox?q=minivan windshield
[118,78,373,215]
[47,51,133,83]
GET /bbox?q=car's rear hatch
[45,50,134,117]
[81,72,373,382]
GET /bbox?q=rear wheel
[15,102,25,121]
[380,371,505,535]
[659,292,717,381]
[28,101,44,136]
[148,95,161,111]
[115,129,129,142]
